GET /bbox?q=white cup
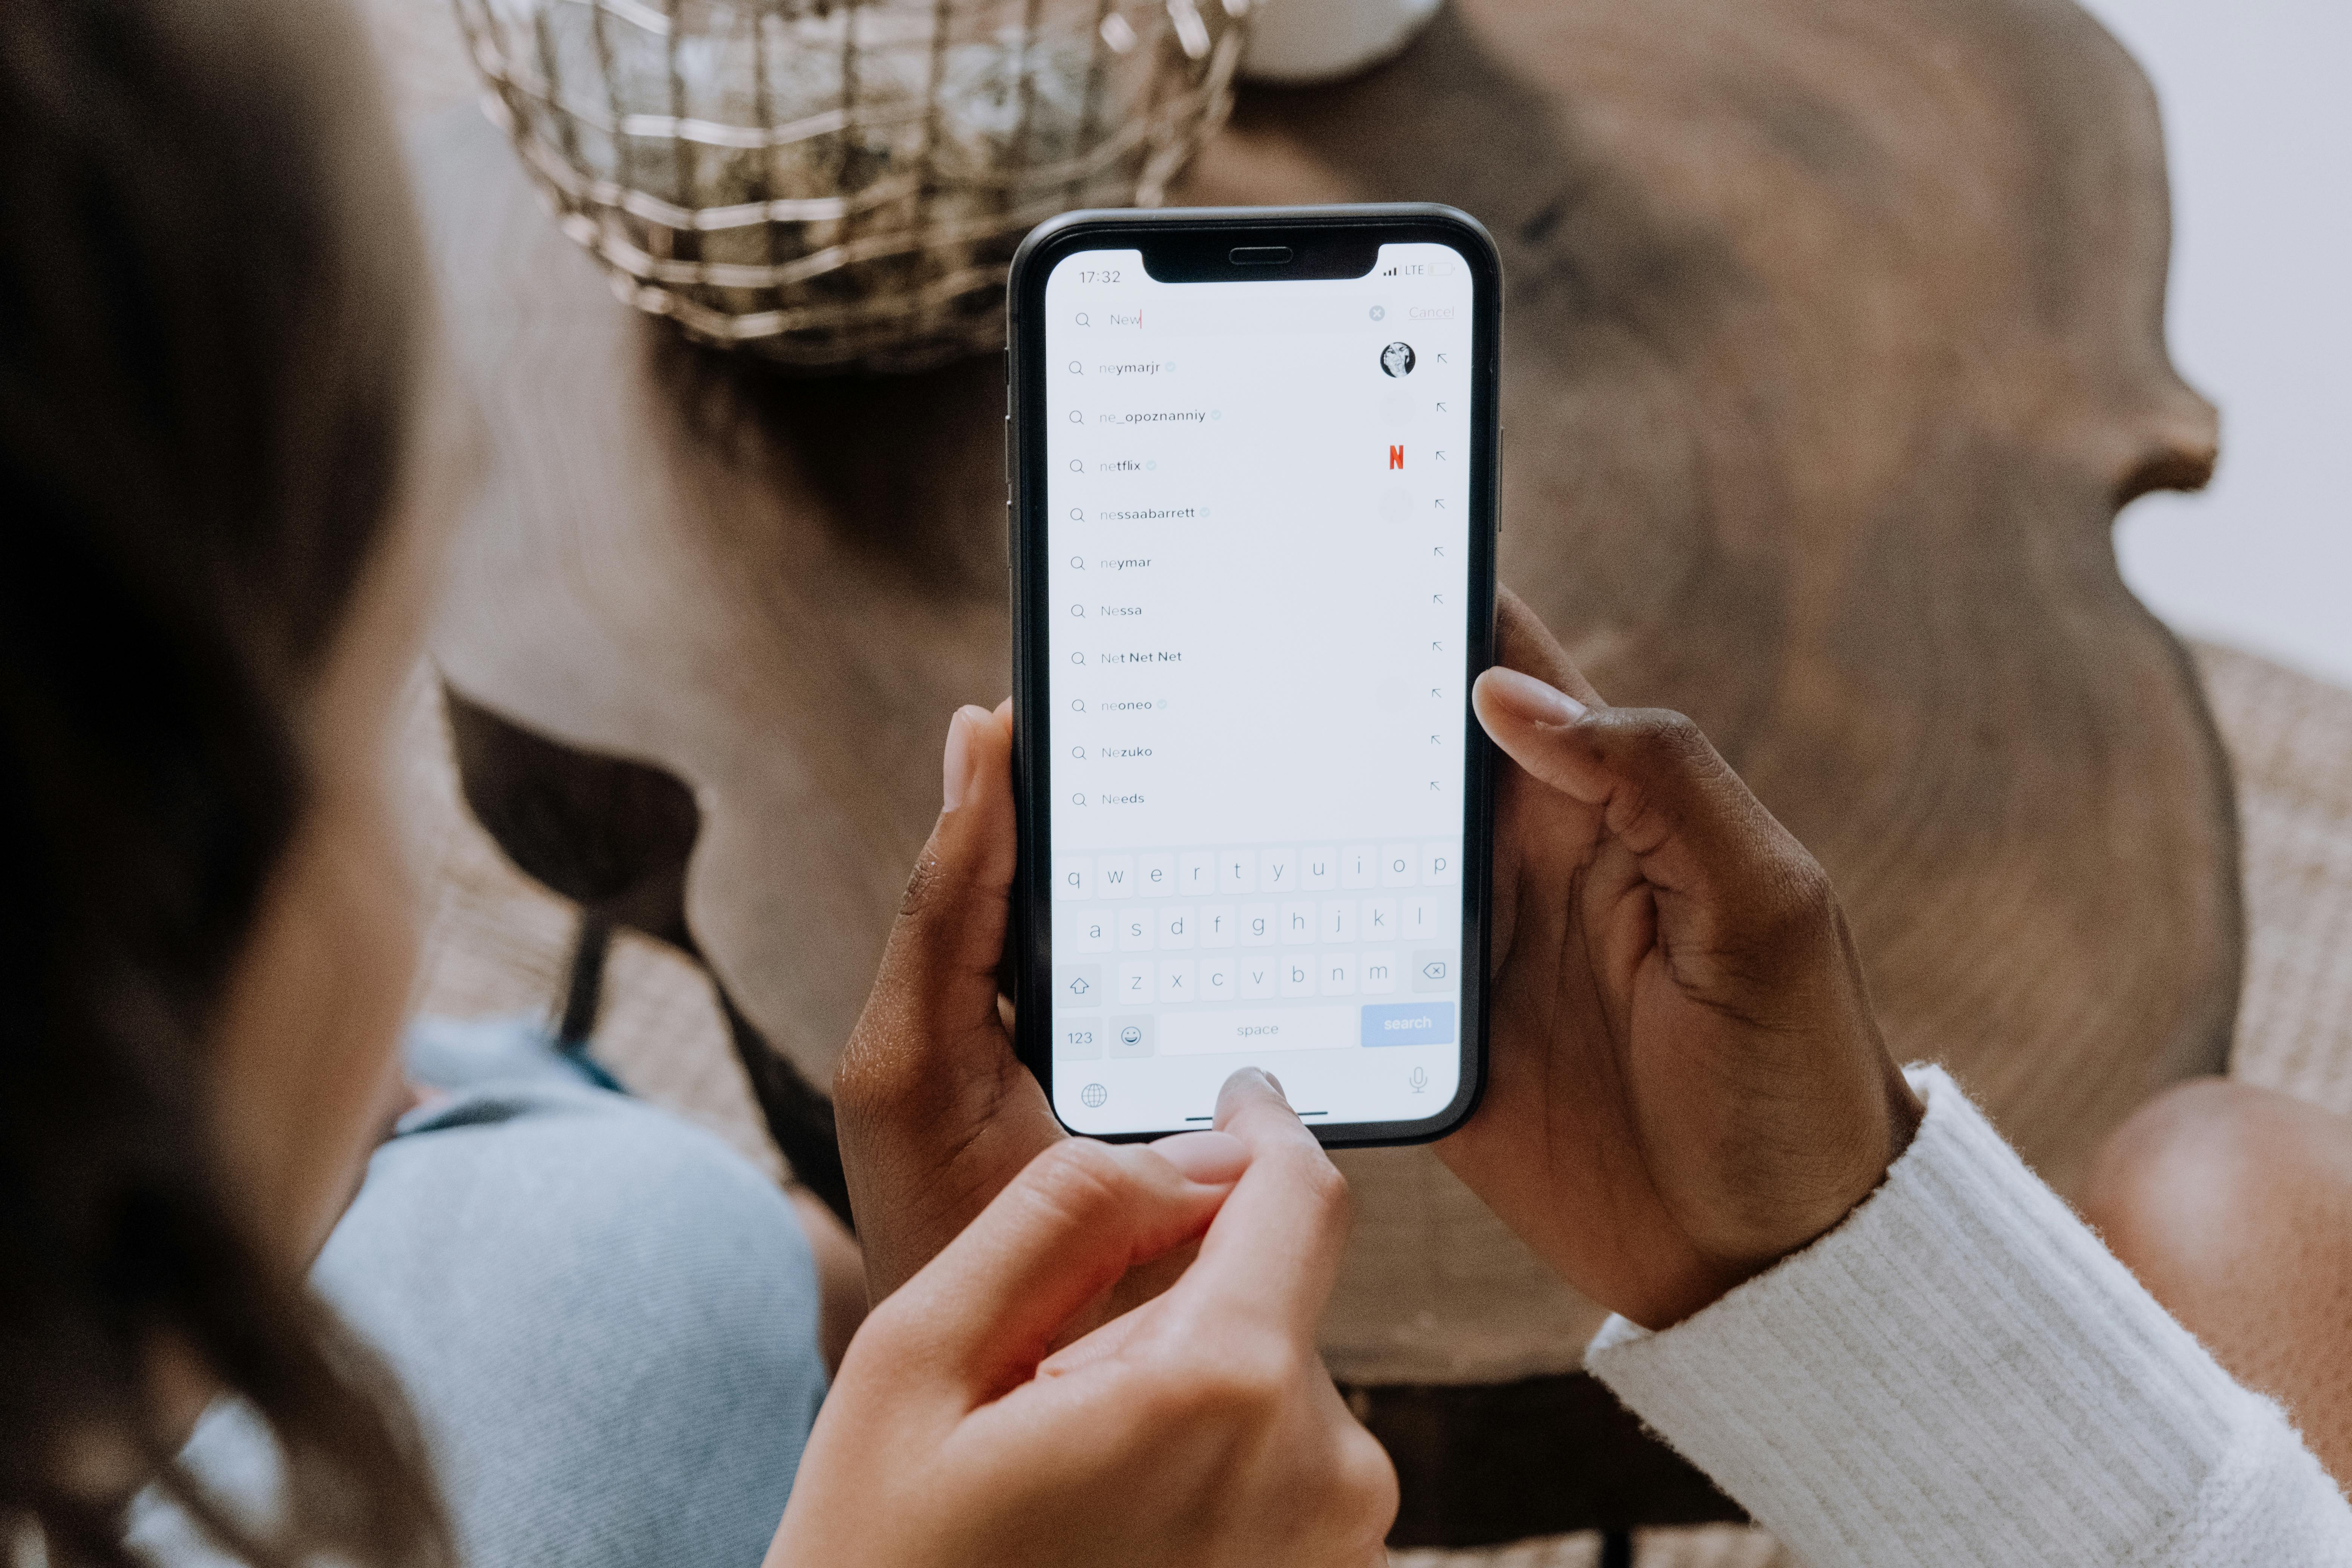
[1240,0,1443,84]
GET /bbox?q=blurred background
[2086,0,2352,685]
[363,0,2352,680]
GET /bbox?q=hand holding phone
[832,701,1265,1328]
[1436,593,1925,1330]
[831,701,1063,1303]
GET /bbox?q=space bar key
[1158,1006,1357,1055]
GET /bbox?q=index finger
[1170,1068,1354,1334]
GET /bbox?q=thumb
[1471,669,1825,948]
[902,702,1020,998]
[875,1138,1236,1403]
[842,704,1020,1076]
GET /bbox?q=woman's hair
[0,0,451,1563]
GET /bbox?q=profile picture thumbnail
[1380,341,1416,378]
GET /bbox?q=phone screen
[1026,230,1489,1140]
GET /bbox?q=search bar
[1067,293,1395,338]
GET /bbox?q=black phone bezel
[1005,204,1502,1148]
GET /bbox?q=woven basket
[455,0,1250,372]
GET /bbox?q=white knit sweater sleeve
[1584,1066,2352,1566]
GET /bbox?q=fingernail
[1148,1130,1249,1185]
[1213,1067,1297,1133]
[941,706,988,812]
[1230,1066,1289,1104]
[1478,666,1588,726]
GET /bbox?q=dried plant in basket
[456,0,1251,371]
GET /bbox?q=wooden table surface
[418,0,2235,1410]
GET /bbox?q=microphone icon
[1408,1067,1428,1092]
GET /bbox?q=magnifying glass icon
[1070,651,1086,664]
[1070,555,1085,568]
[1069,508,1084,521]
[1072,746,1085,759]
[1072,792,1087,805]
[1068,360,1083,374]
[1070,603,1085,616]
[1069,459,1083,473]
[1071,699,1086,712]
[1075,312,1090,326]
[1069,410,1084,424]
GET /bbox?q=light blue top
[132,1015,828,1567]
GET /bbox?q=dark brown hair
[0,0,451,1562]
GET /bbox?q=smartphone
[1006,204,1502,1146]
